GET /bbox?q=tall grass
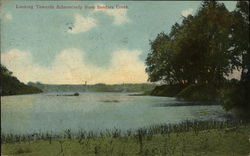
[2,120,250,156]
[1,120,248,144]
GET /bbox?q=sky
[0,1,237,84]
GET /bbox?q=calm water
[1,92,228,134]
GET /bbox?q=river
[1,92,229,134]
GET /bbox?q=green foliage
[176,84,219,101]
[218,1,250,118]
[231,1,249,81]
[146,1,235,85]
[220,81,250,119]
[146,1,249,115]
[0,64,42,96]
[150,84,186,97]
[146,32,177,83]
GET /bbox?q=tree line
[0,64,42,96]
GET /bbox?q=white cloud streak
[1,49,148,84]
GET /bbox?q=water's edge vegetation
[2,120,250,156]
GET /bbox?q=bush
[176,84,219,101]
[220,82,250,120]
[150,84,186,97]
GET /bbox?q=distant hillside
[0,65,42,96]
[28,82,156,93]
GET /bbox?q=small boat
[56,92,79,96]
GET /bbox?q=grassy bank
[149,82,250,119]
[150,84,186,97]
[2,121,250,156]
[176,84,219,101]
[150,84,219,101]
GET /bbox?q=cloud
[96,49,147,83]
[1,49,148,84]
[181,8,193,17]
[0,12,12,20]
[94,4,130,25]
[5,13,12,20]
[68,14,97,33]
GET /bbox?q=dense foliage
[146,1,239,85]
[146,1,249,116]
[0,64,42,96]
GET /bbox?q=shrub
[220,82,250,120]
[150,84,186,97]
[176,84,219,101]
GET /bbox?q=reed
[2,120,249,156]
[1,120,247,144]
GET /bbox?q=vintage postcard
[1,0,249,155]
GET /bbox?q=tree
[146,32,180,84]
[1,64,13,76]
[146,1,234,86]
[230,1,249,82]
[220,1,250,119]
[145,1,249,117]
[0,64,42,96]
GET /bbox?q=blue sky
[1,1,237,84]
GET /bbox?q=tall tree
[146,1,234,86]
[230,1,249,82]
